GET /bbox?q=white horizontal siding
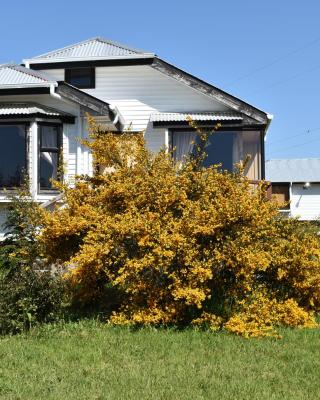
[144,123,167,153]
[39,65,228,131]
[290,184,320,220]
[39,69,65,81]
[82,65,228,131]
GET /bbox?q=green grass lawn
[0,321,319,400]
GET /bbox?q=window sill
[38,190,60,195]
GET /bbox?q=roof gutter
[264,114,274,140]
[109,103,120,126]
[49,83,62,100]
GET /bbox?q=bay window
[0,124,27,188]
[39,123,62,191]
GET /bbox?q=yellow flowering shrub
[40,117,320,337]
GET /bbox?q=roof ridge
[31,37,151,60]
[32,37,99,59]
[93,37,149,54]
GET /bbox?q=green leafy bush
[0,266,67,335]
[0,183,69,335]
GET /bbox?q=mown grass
[0,320,319,400]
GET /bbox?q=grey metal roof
[0,64,56,86]
[26,37,154,61]
[0,103,73,117]
[266,159,320,183]
[150,112,243,122]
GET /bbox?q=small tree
[40,118,320,337]
[0,182,67,335]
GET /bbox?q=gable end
[151,58,268,125]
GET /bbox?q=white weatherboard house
[0,37,272,236]
[266,158,320,220]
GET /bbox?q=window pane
[203,132,236,170]
[65,68,94,88]
[172,131,197,161]
[0,125,26,188]
[271,184,290,209]
[41,125,59,149]
[40,152,58,190]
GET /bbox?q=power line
[225,36,320,88]
[268,135,320,156]
[249,63,320,95]
[268,127,320,146]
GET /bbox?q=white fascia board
[23,54,155,65]
[264,114,274,140]
[0,83,55,89]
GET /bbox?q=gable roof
[151,58,271,125]
[23,37,272,126]
[0,64,55,86]
[266,159,320,183]
[24,37,154,63]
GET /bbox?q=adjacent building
[266,158,320,220]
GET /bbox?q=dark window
[271,183,290,209]
[0,124,27,188]
[171,131,241,172]
[202,132,235,170]
[39,124,62,191]
[65,67,95,89]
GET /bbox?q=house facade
[266,158,320,220]
[0,37,272,236]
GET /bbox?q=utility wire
[225,36,320,88]
[249,63,320,95]
[268,135,320,155]
[268,127,320,146]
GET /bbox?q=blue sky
[1,0,320,160]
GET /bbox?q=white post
[76,110,82,175]
[30,121,38,198]
[164,128,169,152]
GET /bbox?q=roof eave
[23,54,155,65]
[151,57,271,125]
[56,82,122,130]
[0,83,54,89]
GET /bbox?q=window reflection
[171,130,261,180]
[0,124,26,188]
[39,124,61,190]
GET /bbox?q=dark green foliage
[0,182,69,335]
[0,267,67,335]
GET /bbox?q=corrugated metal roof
[0,103,72,117]
[266,159,320,182]
[0,64,55,86]
[150,112,243,122]
[28,37,154,61]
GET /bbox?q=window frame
[271,182,290,210]
[38,122,62,193]
[169,128,237,168]
[0,122,29,191]
[65,67,95,89]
